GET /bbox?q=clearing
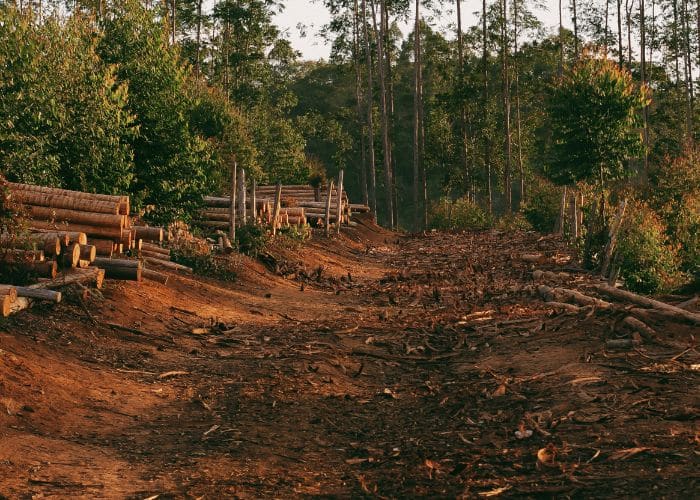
[1,218,698,497]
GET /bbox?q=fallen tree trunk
[594,284,700,325]
[538,284,613,309]
[140,249,171,261]
[93,258,142,281]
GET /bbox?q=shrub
[235,224,270,257]
[429,197,492,231]
[616,201,685,294]
[521,180,561,233]
[496,213,533,232]
[648,148,700,281]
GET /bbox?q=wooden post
[601,199,628,277]
[570,190,579,239]
[238,168,247,225]
[229,159,237,240]
[555,186,567,235]
[324,181,334,237]
[272,183,282,236]
[336,170,344,234]
[251,177,257,224]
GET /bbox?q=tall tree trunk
[605,0,610,48]
[640,0,649,176]
[195,0,203,79]
[361,0,378,216]
[617,0,624,67]
[501,0,512,212]
[413,0,423,229]
[514,0,525,206]
[625,0,633,65]
[483,0,493,213]
[384,9,399,227]
[682,0,694,137]
[572,0,579,58]
[456,0,470,199]
[673,0,680,86]
[171,0,176,45]
[559,0,564,76]
[370,0,394,228]
[353,0,369,206]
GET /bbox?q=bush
[616,201,685,294]
[496,213,533,232]
[648,148,700,281]
[429,197,492,231]
[521,180,561,233]
[235,224,270,257]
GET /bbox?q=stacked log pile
[197,172,370,237]
[0,183,180,316]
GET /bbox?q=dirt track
[1,222,698,498]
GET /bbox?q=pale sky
[272,0,568,61]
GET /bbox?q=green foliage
[99,0,217,223]
[171,248,239,282]
[521,179,561,233]
[616,201,684,294]
[251,109,308,184]
[429,197,493,231]
[495,213,533,232]
[647,148,700,280]
[546,54,648,187]
[0,8,135,194]
[278,224,311,243]
[235,224,270,257]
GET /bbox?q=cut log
[144,257,192,273]
[1,294,13,317]
[90,238,115,257]
[141,249,171,261]
[93,257,140,269]
[0,285,18,302]
[8,183,129,215]
[15,287,62,303]
[134,226,163,243]
[50,267,105,289]
[79,244,97,262]
[30,220,122,239]
[142,242,170,257]
[2,233,61,256]
[25,205,124,228]
[12,190,120,214]
[62,243,81,268]
[32,230,86,245]
[200,220,230,229]
[93,258,142,281]
[142,269,169,285]
[23,260,58,279]
[0,249,45,263]
[594,284,700,326]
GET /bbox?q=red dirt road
[1,223,698,497]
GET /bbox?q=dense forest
[0,0,698,292]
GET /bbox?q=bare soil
[1,217,698,498]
